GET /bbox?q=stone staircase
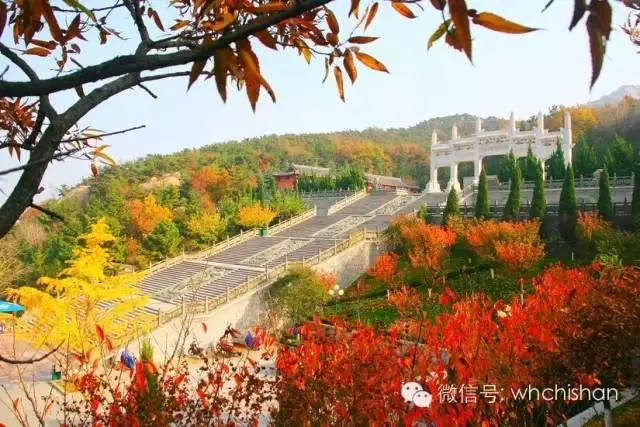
[139,261,211,298]
[182,269,263,304]
[123,192,425,329]
[273,214,350,238]
[305,196,344,215]
[338,192,398,215]
[205,236,292,264]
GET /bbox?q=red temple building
[272,163,419,193]
[271,170,298,190]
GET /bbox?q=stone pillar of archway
[563,111,573,167]
[474,157,483,185]
[446,162,461,193]
[541,157,552,182]
[426,130,442,193]
[426,166,441,192]
[472,126,482,185]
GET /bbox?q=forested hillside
[1,90,638,292]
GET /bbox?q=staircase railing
[142,206,318,275]
[327,189,367,215]
[153,226,382,328]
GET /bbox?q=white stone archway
[426,111,574,193]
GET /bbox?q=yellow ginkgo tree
[4,218,153,360]
[236,203,277,229]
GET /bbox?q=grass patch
[444,269,523,301]
[583,398,640,427]
[328,291,446,329]
[329,298,398,328]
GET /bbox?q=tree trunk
[0,124,66,238]
[0,74,139,239]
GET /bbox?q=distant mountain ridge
[54,85,639,204]
[334,85,639,145]
[588,85,640,108]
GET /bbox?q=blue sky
[1,0,639,201]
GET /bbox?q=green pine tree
[548,140,566,180]
[604,134,634,176]
[257,174,267,207]
[498,150,517,183]
[597,166,613,222]
[558,164,578,244]
[442,189,460,227]
[137,338,161,422]
[573,138,598,178]
[475,167,490,219]
[523,144,538,181]
[530,159,546,220]
[503,162,522,221]
[143,220,183,260]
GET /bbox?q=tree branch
[0,43,57,120]
[0,43,40,82]
[51,3,125,13]
[0,0,334,98]
[136,83,157,98]
[0,125,146,177]
[0,73,141,238]
[123,0,152,48]
[22,108,46,150]
[0,148,84,177]
[151,35,201,50]
[28,203,65,223]
[139,71,208,83]
[58,124,146,144]
[0,341,64,365]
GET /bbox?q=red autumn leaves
[50,215,640,425]
[276,262,640,426]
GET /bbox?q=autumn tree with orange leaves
[368,252,400,287]
[398,219,456,289]
[387,285,421,317]
[576,211,611,258]
[461,218,545,272]
[189,166,232,211]
[0,0,637,239]
[127,194,173,237]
